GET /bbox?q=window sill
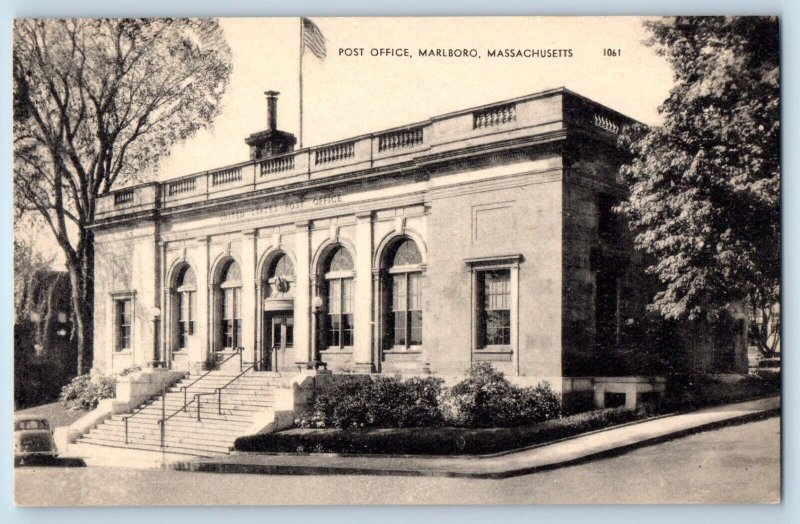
[472,348,513,362]
[320,348,354,354]
[383,348,423,354]
[113,351,132,356]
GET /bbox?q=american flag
[301,18,326,59]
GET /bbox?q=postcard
[12,16,780,506]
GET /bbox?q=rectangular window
[408,273,423,346]
[342,278,354,347]
[178,291,195,350]
[326,278,354,348]
[116,299,132,351]
[327,279,341,348]
[390,272,423,348]
[223,288,242,349]
[285,316,294,348]
[478,270,511,347]
[392,275,407,346]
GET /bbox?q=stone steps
[90,425,239,446]
[79,434,229,456]
[77,369,284,457]
[104,419,249,438]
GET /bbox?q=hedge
[235,407,645,455]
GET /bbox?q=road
[15,416,780,506]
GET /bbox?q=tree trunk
[66,230,95,376]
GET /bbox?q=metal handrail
[123,386,166,445]
[157,392,202,448]
[156,347,245,448]
[180,347,243,411]
[194,353,272,420]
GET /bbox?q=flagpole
[298,17,304,149]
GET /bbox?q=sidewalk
[168,396,780,479]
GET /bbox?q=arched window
[174,265,196,351]
[323,246,354,349]
[218,260,242,350]
[384,238,423,349]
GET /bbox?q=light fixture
[312,296,324,311]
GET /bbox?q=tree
[13,225,55,325]
[13,19,233,374]
[618,17,780,356]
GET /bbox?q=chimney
[245,89,297,161]
[265,90,279,131]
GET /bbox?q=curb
[170,406,780,479]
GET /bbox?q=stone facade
[90,87,748,400]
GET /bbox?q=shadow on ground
[15,456,86,468]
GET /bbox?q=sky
[157,16,675,180]
[21,16,676,266]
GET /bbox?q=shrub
[58,365,143,411]
[59,373,116,411]
[236,407,644,455]
[446,363,561,427]
[298,375,445,429]
[653,373,781,413]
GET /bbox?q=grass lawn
[14,402,88,428]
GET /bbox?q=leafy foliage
[236,407,642,455]
[13,19,233,373]
[298,365,562,430]
[59,373,116,411]
[653,373,780,413]
[298,375,446,429]
[618,17,780,355]
[59,364,143,411]
[445,363,561,427]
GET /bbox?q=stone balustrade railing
[114,189,134,206]
[98,88,631,219]
[592,113,620,134]
[211,166,243,187]
[378,126,424,152]
[168,177,196,196]
[261,155,295,177]
[315,141,355,165]
[473,103,516,129]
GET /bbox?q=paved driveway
[15,416,780,505]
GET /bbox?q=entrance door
[264,313,293,371]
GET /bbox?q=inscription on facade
[220,194,343,222]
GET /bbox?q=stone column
[294,221,312,366]
[354,211,374,372]
[157,241,167,366]
[241,230,257,366]
[195,236,210,370]
[135,228,157,368]
[371,268,382,373]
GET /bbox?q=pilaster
[241,229,257,365]
[195,236,210,368]
[294,221,312,365]
[354,211,374,372]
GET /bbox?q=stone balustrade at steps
[77,370,285,457]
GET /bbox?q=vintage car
[14,414,58,466]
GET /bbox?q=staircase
[78,370,283,457]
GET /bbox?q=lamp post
[150,307,162,368]
[311,296,324,370]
